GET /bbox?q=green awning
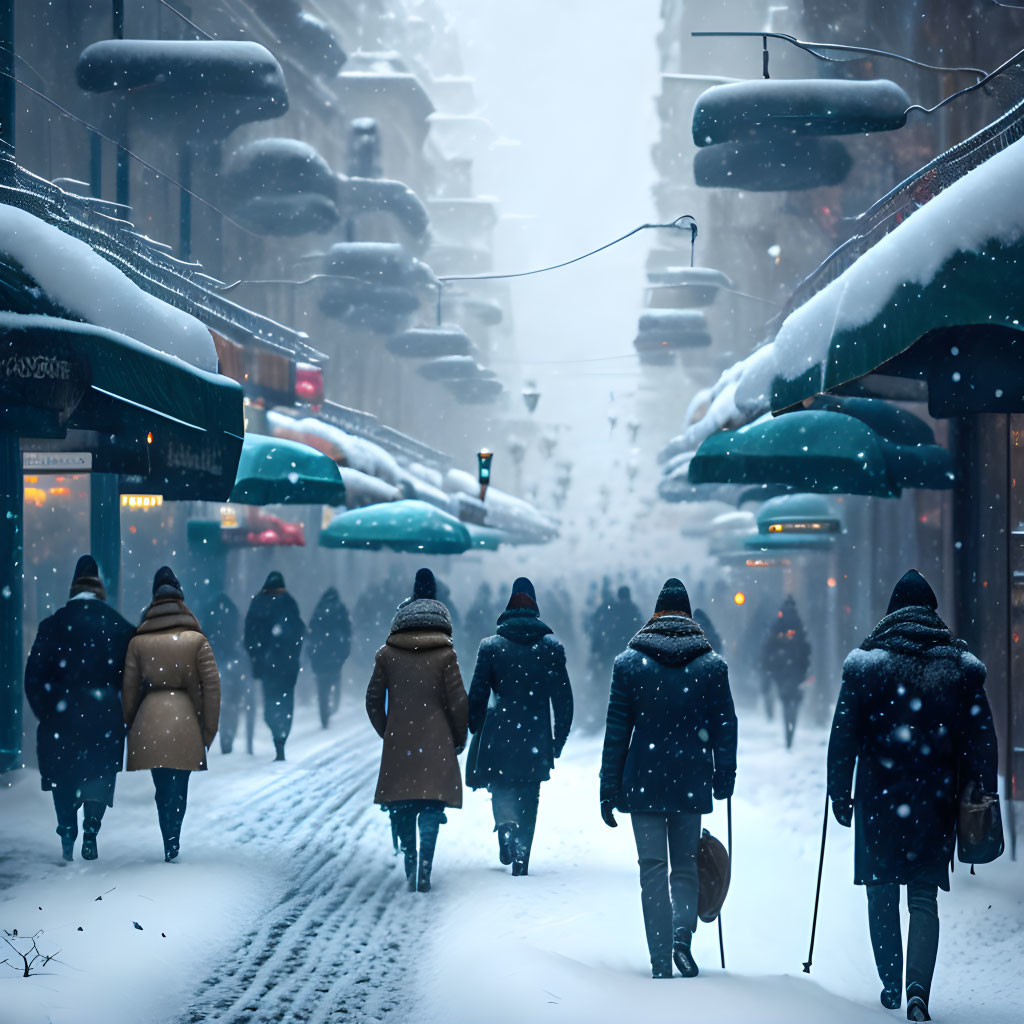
[319,499,471,554]
[690,408,953,497]
[1,313,243,500]
[230,433,346,506]
[689,411,896,497]
[743,531,835,552]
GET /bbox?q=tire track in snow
[177,722,428,1024]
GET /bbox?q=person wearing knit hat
[25,555,136,862]
[367,567,468,893]
[828,570,998,1022]
[244,571,305,761]
[125,565,220,862]
[600,578,737,979]
[466,576,573,876]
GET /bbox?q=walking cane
[802,792,830,973]
[717,796,732,970]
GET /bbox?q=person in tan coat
[366,568,468,893]
[123,566,220,862]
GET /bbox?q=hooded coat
[122,593,221,771]
[828,606,998,888]
[366,599,468,807]
[244,582,305,690]
[600,615,738,815]
[466,608,574,788]
[24,587,136,793]
[307,588,352,679]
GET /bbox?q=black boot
[511,825,529,877]
[274,739,286,762]
[81,818,101,861]
[881,988,902,1010]
[672,933,699,979]
[57,826,75,863]
[404,848,418,892]
[907,996,930,1021]
[164,838,179,863]
[417,855,432,893]
[497,823,515,866]
[651,960,673,979]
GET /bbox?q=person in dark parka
[307,587,352,728]
[600,579,737,980]
[828,570,998,1022]
[761,595,810,749]
[24,555,136,862]
[366,568,468,893]
[244,571,305,761]
[467,577,574,875]
[200,592,254,755]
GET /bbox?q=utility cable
[155,0,216,39]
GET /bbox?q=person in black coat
[24,555,136,862]
[244,571,305,761]
[307,587,352,728]
[600,578,737,979]
[467,577,573,875]
[828,570,998,1021]
[761,595,810,749]
[200,592,253,755]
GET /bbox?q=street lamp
[477,448,493,501]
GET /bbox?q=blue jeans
[630,812,701,968]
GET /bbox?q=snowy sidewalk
[418,717,1023,1024]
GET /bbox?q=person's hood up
[69,554,106,601]
[390,598,452,637]
[262,570,286,593]
[496,607,553,645]
[628,614,712,668]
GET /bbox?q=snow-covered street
[3,698,1020,1024]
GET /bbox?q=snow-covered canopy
[0,205,218,371]
[680,136,1024,447]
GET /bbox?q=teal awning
[690,409,953,497]
[756,493,842,534]
[319,499,471,554]
[690,411,896,497]
[743,531,835,552]
[230,433,346,506]
[466,524,505,551]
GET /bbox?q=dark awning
[1,313,243,500]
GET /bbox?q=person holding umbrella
[600,578,737,979]
[122,567,220,862]
[466,577,574,876]
[366,568,468,893]
[24,555,136,862]
[244,571,305,760]
[827,570,998,1021]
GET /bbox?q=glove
[600,798,618,829]
[831,797,853,828]
[712,770,735,801]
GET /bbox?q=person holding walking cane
[600,579,737,979]
[827,570,998,1022]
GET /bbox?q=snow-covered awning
[444,469,559,544]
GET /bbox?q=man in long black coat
[24,555,135,862]
[761,595,810,749]
[244,571,305,761]
[467,577,573,875]
[828,569,998,1022]
[307,586,352,728]
[600,578,737,979]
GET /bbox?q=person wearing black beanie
[466,576,573,876]
[599,578,737,979]
[244,572,305,760]
[828,571,998,1021]
[25,555,135,862]
[367,568,468,893]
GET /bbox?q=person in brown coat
[123,566,220,862]
[366,568,468,893]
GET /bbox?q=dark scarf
[629,614,712,668]
[861,606,965,656]
[496,607,553,644]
